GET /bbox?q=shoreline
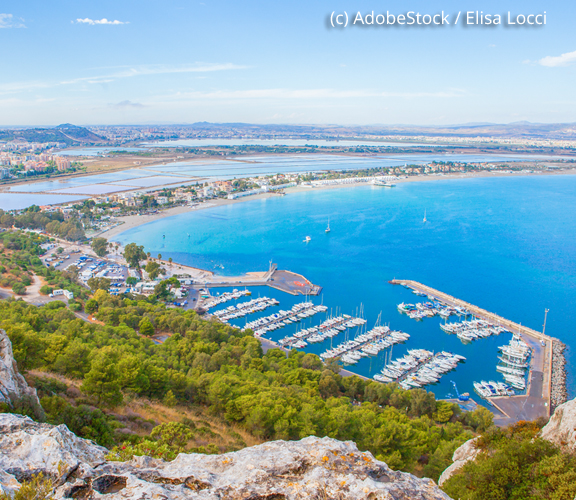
[99,169,576,241]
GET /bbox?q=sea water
[115,175,576,399]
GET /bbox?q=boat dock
[390,279,557,422]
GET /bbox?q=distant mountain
[0,124,106,145]
[149,122,576,141]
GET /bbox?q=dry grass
[28,370,262,453]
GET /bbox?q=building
[54,156,71,171]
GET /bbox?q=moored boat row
[441,319,508,343]
[205,288,251,309]
[374,350,465,389]
[473,380,516,399]
[242,302,328,336]
[213,297,279,321]
[279,314,365,348]
[320,327,411,364]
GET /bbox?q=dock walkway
[390,279,555,422]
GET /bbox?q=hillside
[0,124,106,145]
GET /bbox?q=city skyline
[1,0,575,126]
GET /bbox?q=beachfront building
[311,176,397,186]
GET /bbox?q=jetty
[390,279,562,423]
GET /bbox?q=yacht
[372,179,396,187]
[325,220,331,233]
[304,236,311,243]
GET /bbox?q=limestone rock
[0,329,40,408]
[0,413,107,488]
[438,437,480,486]
[0,416,452,499]
[540,397,576,452]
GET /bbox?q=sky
[1,0,576,126]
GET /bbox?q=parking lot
[41,245,130,295]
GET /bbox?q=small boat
[304,236,311,243]
[423,209,427,223]
[325,220,331,233]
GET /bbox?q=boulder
[438,437,480,486]
[540,397,576,452]
[0,329,40,408]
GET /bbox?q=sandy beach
[99,168,576,241]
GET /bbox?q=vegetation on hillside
[0,289,492,478]
[0,231,88,300]
[442,421,576,500]
[0,206,85,241]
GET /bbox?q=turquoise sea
[115,175,576,400]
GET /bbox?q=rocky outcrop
[540,397,576,452]
[438,438,480,486]
[0,329,40,408]
[0,413,452,500]
[0,414,108,493]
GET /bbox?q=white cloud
[59,63,247,86]
[162,88,465,100]
[538,50,576,67]
[111,100,146,108]
[0,63,246,95]
[75,18,127,25]
[0,13,25,28]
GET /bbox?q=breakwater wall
[551,340,568,412]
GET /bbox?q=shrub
[12,282,26,295]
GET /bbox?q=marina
[391,279,556,421]
[113,178,573,422]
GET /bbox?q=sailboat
[423,209,427,223]
[325,219,331,233]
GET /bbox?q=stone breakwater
[550,340,568,413]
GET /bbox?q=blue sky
[1,0,575,126]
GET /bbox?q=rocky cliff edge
[0,413,452,499]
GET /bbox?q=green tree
[145,261,163,280]
[163,389,177,407]
[91,237,108,257]
[85,298,99,314]
[138,317,154,336]
[87,277,111,292]
[12,282,26,295]
[124,243,146,268]
[81,347,123,406]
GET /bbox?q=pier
[189,265,321,297]
[390,279,557,423]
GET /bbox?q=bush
[39,285,53,295]
[0,473,53,500]
[12,282,26,295]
